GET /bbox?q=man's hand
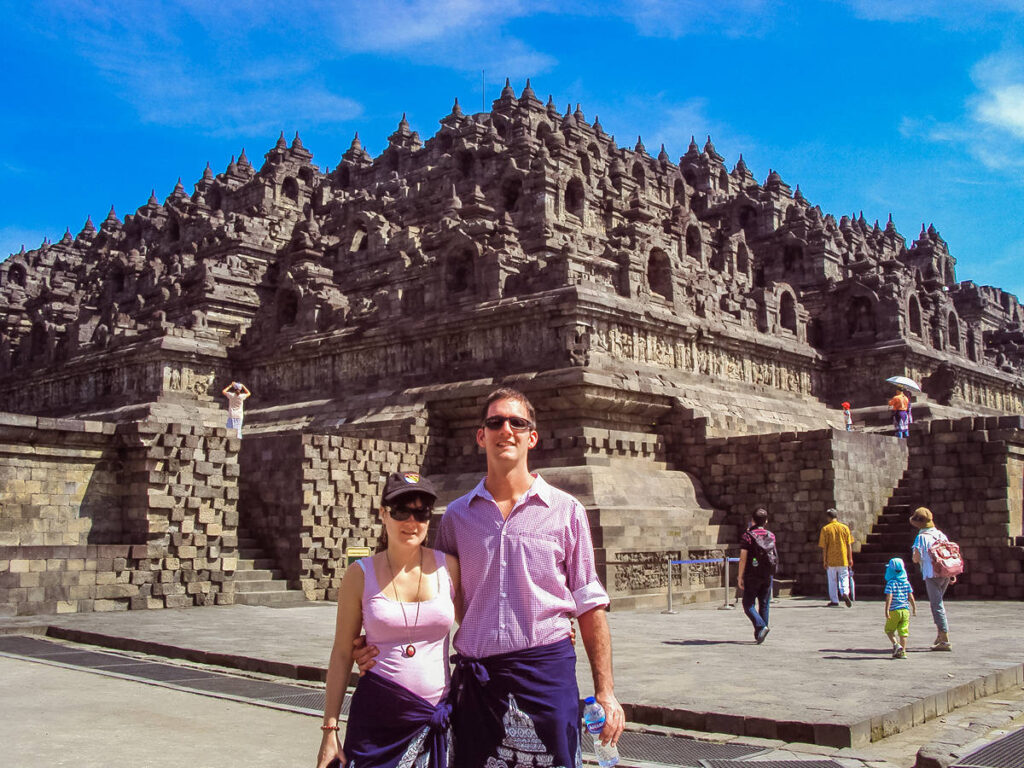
[352,635,379,675]
[737,575,744,591]
[595,691,625,746]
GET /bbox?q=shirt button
[500,592,507,598]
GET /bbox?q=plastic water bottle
[582,696,619,767]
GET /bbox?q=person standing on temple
[819,508,854,606]
[888,387,912,438]
[221,381,250,439]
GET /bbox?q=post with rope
[661,555,676,615]
[718,552,734,610]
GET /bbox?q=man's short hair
[826,508,838,519]
[480,387,536,425]
[752,508,768,527]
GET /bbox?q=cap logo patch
[403,473,420,484]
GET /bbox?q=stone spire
[275,131,288,150]
[574,103,586,123]
[592,115,604,135]
[102,205,120,227]
[658,143,670,163]
[451,98,463,118]
[546,95,559,119]
[704,135,723,162]
[291,132,305,150]
[343,133,371,163]
[60,227,73,245]
[685,136,701,158]
[237,148,251,168]
[203,162,214,181]
[520,79,542,108]
[634,136,647,155]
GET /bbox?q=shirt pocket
[504,531,567,593]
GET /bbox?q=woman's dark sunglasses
[483,416,534,432]
[388,505,433,522]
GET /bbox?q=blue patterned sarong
[450,638,581,768]
[342,671,451,768]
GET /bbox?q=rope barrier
[661,554,739,614]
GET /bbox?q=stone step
[234,579,293,593]
[232,569,280,581]
[235,557,279,571]
[232,590,309,607]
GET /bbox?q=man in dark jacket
[737,507,778,644]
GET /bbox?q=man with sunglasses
[435,387,624,768]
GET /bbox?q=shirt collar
[468,472,551,508]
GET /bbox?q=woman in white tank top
[316,472,462,768]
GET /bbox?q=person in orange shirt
[888,388,912,438]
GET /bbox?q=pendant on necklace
[404,644,416,658]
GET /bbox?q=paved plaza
[2,596,1023,767]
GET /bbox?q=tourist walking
[888,387,912,438]
[819,508,855,606]
[221,381,250,439]
[737,507,778,644]
[883,557,916,659]
[316,471,461,768]
[356,387,623,767]
[842,401,853,431]
[910,507,953,651]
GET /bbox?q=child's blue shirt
[884,579,913,610]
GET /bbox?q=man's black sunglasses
[388,505,433,522]
[483,416,534,432]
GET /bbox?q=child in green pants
[884,557,917,658]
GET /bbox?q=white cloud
[901,48,1024,173]
[972,51,1024,140]
[620,0,777,38]
[27,0,559,132]
[843,0,1024,26]
[29,1,365,137]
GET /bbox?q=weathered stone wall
[239,429,428,600]
[122,421,240,610]
[0,414,122,547]
[0,415,240,615]
[893,417,1024,598]
[671,426,908,594]
[831,431,909,553]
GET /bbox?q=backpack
[928,538,964,579]
[747,529,779,576]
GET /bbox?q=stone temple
[2,79,1023,617]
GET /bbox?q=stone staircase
[853,497,920,599]
[231,535,308,607]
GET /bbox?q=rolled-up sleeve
[566,501,609,616]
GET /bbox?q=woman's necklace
[385,548,423,659]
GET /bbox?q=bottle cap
[584,696,596,704]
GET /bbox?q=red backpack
[928,539,965,579]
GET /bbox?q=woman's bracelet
[320,724,340,732]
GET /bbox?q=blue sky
[3,1,1024,298]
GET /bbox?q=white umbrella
[885,375,921,393]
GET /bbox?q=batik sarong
[450,638,581,768]
[342,671,451,768]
